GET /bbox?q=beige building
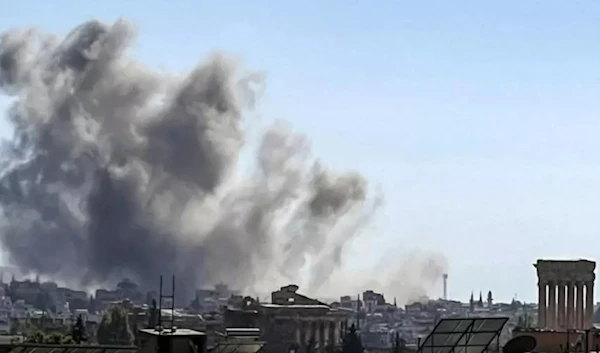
[225,285,353,353]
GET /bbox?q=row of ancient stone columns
[295,319,347,350]
[538,280,594,330]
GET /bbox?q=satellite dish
[503,335,537,353]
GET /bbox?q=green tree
[61,335,75,344]
[26,330,46,344]
[97,306,134,346]
[45,332,64,345]
[25,330,76,345]
[71,314,87,344]
[342,324,363,353]
[147,299,159,329]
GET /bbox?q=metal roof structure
[0,343,136,353]
[417,317,509,353]
[209,341,265,353]
[139,328,205,336]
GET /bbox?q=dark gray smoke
[0,19,380,298]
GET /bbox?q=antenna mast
[157,275,176,332]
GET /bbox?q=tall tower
[469,292,474,312]
[442,273,448,300]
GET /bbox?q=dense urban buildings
[0,258,597,353]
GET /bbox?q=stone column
[538,280,547,329]
[324,321,330,347]
[557,281,566,329]
[299,321,303,344]
[317,321,323,352]
[329,321,335,345]
[296,324,301,345]
[567,281,575,329]
[576,281,584,330]
[586,281,594,329]
[333,321,341,346]
[548,282,556,329]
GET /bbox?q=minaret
[442,273,448,300]
[487,291,493,309]
[469,292,474,312]
[356,294,361,330]
[478,291,483,307]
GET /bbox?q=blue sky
[2,0,600,303]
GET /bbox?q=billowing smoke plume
[0,19,382,298]
[0,19,446,303]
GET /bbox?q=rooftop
[260,303,332,309]
[138,328,206,336]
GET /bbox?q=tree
[61,335,75,344]
[45,333,64,345]
[71,314,87,344]
[147,299,159,329]
[342,324,363,353]
[26,330,46,344]
[97,306,134,346]
[26,330,73,345]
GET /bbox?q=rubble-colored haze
[0,19,446,303]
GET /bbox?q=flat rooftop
[260,303,331,309]
[138,328,205,336]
